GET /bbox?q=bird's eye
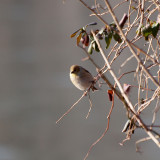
[74,68,77,72]
[71,66,79,74]
[71,68,76,73]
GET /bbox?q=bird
[70,65,98,91]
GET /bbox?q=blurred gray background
[0,0,159,160]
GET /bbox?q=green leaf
[89,34,94,41]
[88,43,93,54]
[141,24,152,38]
[105,33,112,49]
[113,32,122,43]
[92,41,99,52]
[141,22,159,40]
[71,22,97,38]
[151,22,159,38]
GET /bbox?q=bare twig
[79,0,110,28]
[136,135,160,152]
[56,91,87,123]
[104,0,160,88]
[84,92,114,160]
[92,2,160,145]
[86,92,93,119]
[90,0,128,16]
[64,1,160,159]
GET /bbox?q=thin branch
[136,135,160,152]
[92,30,136,113]
[86,92,93,119]
[79,0,110,28]
[130,42,160,65]
[152,0,160,11]
[92,20,160,147]
[78,45,129,109]
[84,92,114,160]
[90,0,128,17]
[56,91,87,123]
[104,0,160,88]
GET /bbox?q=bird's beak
[71,71,74,74]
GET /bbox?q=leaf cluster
[71,22,122,54]
[137,22,159,40]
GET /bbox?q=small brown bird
[70,65,97,91]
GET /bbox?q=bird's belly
[70,75,91,90]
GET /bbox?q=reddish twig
[84,92,114,160]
